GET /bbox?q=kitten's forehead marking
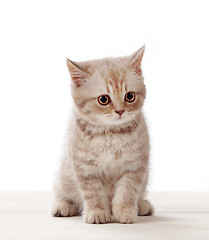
[106,69,127,96]
[105,78,110,93]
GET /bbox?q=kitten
[51,46,154,224]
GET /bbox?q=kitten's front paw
[113,206,137,224]
[138,199,154,216]
[84,208,111,224]
[50,200,77,217]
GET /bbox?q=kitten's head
[67,46,146,126]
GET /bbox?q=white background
[0,0,209,191]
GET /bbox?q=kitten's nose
[115,110,125,116]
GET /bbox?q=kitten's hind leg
[137,199,154,216]
[51,199,78,217]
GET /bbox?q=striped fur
[51,46,154,224]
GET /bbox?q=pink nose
[115,110,125,116]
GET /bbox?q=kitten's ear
[66,58,88,87]
[129,45,145,75]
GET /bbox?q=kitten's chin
[83,115,131,127]
[102,116,133,126]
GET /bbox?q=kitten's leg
[51,174,83,217]
[137,172,154,216]
[112,172,143,224]
[51,162,83,217]
[51,177,83,217]
[138,199,154,216]
[76,173,111,224]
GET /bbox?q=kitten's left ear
[66,58,89,87]
[129,45,145,75]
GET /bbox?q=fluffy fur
[51,46,154,224]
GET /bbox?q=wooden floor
[0,191,208,240]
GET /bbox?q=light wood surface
[0,191,208,240]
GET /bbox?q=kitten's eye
[125,92,135,102]
[98,95,111,105]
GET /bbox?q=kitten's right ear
[129,45,145,76]
[66,58,88,87]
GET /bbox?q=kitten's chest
[84,131,140,174]
[90,132,137,155]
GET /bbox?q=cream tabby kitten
[51,46,154,224]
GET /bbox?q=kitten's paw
[113,206,137,224]
[84,208,111,224]
[51,200,77,217]
[138,199,154,216]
